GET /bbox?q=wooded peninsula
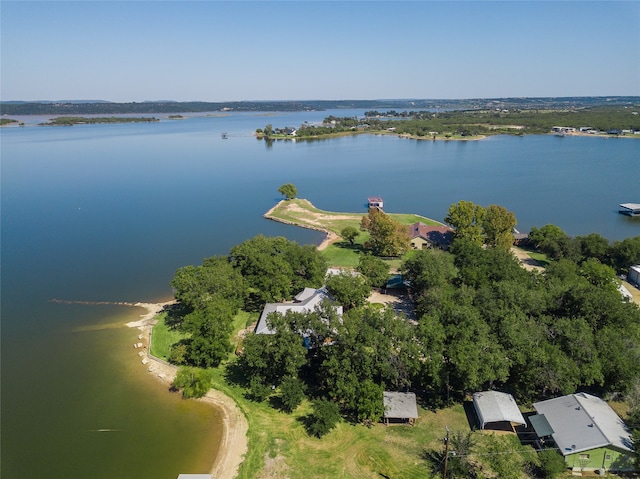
[157,191,640,478]
[257,105,640,141]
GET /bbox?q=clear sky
[1,1,639,102]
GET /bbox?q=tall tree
[360,209,410,257]
[444,200,485,246]
[356,253,391,288]
[482,204,517,250]
[325,272,371,310]
[230,235,325,309]
[182,299,235,367]
[401,248,458,294]
[238,311,308,386]
[171,256,245,311]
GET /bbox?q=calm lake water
[1,110,639,478]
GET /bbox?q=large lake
[1,110,639,478]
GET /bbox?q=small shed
[383,391,418,425]
[472,391,526,432]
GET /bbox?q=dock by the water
[619,203,640,216]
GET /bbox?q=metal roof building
[532,392,636,472]
[472,391,526,430]
[255,287,342,335]
[383,391,419,425]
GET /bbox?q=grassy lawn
[267,198,445,269]
[152,311,473,479]
[527,250,550,266]
[149,312,188,360]
[210,363,471,479]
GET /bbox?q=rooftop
[472,391,526,429]
[255,287,343,335]
[532,392,633,455]
[383,391,418,419]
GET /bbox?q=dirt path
[510,246,544,272]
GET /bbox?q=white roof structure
[255,287,343,335]
[532,392,633,455]
[472,391,526,429]
[383,392,419,420]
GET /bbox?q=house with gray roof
[531,392,636,472]
[254,287,343,335]
[472,391,526,431]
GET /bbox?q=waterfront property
[409,222,454,250]
[530,393,636,472]
[255,287,343,335]
[472,391,526,432]
[382,391,419,425]
[619,203,640,217]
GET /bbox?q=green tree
[356,252,390,288]
[340,226,359,246]
[238,311,308,386]
[482,204,517,250]
[576,232,610,263]
[538,449,567,479]
[609,236,640,273]
[529,224,580,261]
[325,272,371,310]
[360,209,410,257]
[172,366,212,398]
[230,235,325,310]
[482,434,538,479]
[444,200,485,246]
[182,299,235,367]
[279,375,305,413]
[355,379,384,424]
[247,375,272,402]
[277,183,298,200]
[307,398,341,437]
[264,123,274,136]
[447,430,476,478]
[170,256,245,311]
[401,248,458,294]
[579,257,620,295]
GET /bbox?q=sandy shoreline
[264,199,341,251]
[125,301,248,479]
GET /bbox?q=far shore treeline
[1,96,638,115]
[164,198,640,451]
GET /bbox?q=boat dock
[619,203,640,216]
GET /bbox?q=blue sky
[1,1,639,101]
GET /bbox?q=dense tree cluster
[529,225,640,273]
[168,217,640,443]
[167,236,327,368]
[229,235,327,310]
[444,200,517,250]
